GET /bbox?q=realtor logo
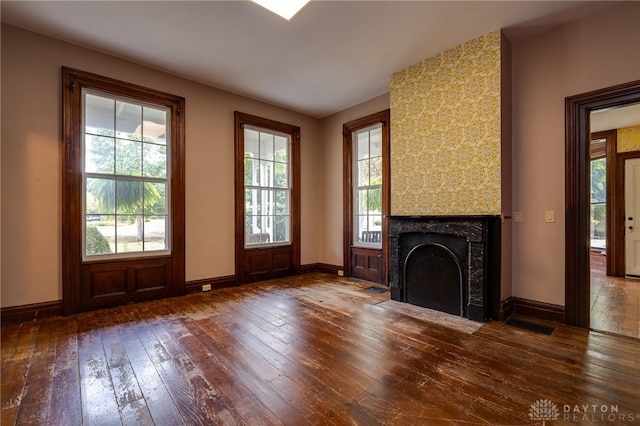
[529,399,560,425]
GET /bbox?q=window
[83,91,170,259]
[590,137,606,249]
[234,112,300,284]
[62,67,185,314]
[353,124,383,248]
[243,127,291,247]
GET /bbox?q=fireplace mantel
[389,215,501,322]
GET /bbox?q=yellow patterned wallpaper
[618,125,640,152]
[390,30,502,215]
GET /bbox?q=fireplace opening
[402,232,468,317]
[405,243,464,316]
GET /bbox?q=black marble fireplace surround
[389,216,501,322]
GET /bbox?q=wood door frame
[62,67,186,315]
[590,130,621,276]
[565,79,640,328]
[619,152,640,275]
[342,109,390,282]
[234,112,301,285]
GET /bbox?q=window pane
[367,187,382,213]
[116,139,142,176]
[262,189,274,215]
[85,135,115,174]
[355,188,368,215]
[370,127,382,157]
[260,161,273,187]
[142,106,167,145]
[143,143,167,178]
[274,190,289,215]
[144,216,167,251]
[591,204,606,248]
[274,136,288,163]
[370,157,382,184]
[116,101,142,141]
[356,131,369,160]
[86,177,115,214]
[355,215,367,244]
[147,182,166,214]
[591,158,606,203]
[274,162,288,188]
[244,154,255,186]
[245,189,261,215]
[245,129,259,157]
[116,215,142,253]
[116,180,143,214]
[358,159,370,186]
[85,94,114,136]
[274,215,289,242]
[86,223,112,256]
[260,132,274,161]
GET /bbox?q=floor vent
[505,318,554,335]
[363,286,388,294]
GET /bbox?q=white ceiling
[591,103,640,133]
[1,0,622,118]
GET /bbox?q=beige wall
[1,24,323,307]
[511,1,640,305]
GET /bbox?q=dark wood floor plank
[1,321,39,418]
[76,311,123,425]
[48,316,82,426]
[95,308,155,425]
[14,317,58,424]
[109,306,185,426]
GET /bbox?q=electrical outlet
[514,211,523,223]
[337,270,344,276]
[202,283,212,292]
[545,210,555,223]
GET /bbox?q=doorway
[342,110,390,284]
[589,105,640,338]
[566,79,640,334]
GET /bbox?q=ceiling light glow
[251,0,312,21]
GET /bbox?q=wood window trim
[342,109,390,282]
[565,79,640,328]
[62,67,186,314]
[234,112,301,284]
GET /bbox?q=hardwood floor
[2,273,640,425]
[591,254,640,338]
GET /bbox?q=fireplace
[389,216,501,322]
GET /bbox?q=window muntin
[244,126,291,247]
[83,89,171,259]
[353,124,383,248]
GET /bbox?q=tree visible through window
[83,91,170,258]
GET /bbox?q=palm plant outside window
[83,90,170,258]
[244,127,290,246]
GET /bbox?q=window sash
[243,126,291,247]
[353,123,383,248]
[82,89,172,260]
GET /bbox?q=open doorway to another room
[589,103,640,339]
